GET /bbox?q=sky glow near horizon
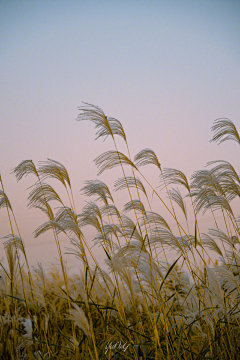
[0,0,240,272]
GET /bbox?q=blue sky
[1,0,239,270]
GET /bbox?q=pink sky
[1,0,239,272]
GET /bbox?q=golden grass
[0,107,239,359]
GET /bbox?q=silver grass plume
[123,199,146,214]
[12,159,39,181]
[27,182,63,209]
[81,179,113,205]
[33,206,83,239]
[119,215,143,243]
[208,228,239,248]
[100,203,121,218]
[168,187,188,221]
[114,176,147,197]
[206,160,240,202]
[190,169,234,215]
[201,234,223,257]
[134,148,161,170]
[77,102,127,142]
[148,228,186,254]
[3,234,25,254]
[140,211,171,231]
[38,158,72,189]
[0,190,12,211]
[79,202,103,232]
[95,150,137,175]
[210,118,240,145]
[159,168,191,193]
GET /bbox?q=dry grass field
[0,104,240,359]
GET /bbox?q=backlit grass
[0,106,239,359]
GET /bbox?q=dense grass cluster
[0,105,240,359]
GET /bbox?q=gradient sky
[1,0,240,272]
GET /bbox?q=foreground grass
[0,106,239,359]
